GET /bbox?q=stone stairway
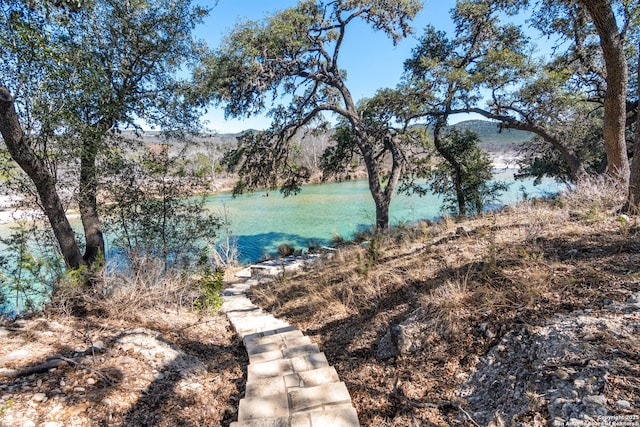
[222,277,360,427]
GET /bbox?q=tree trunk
[580,0,629,186]
[354,127,392,231]
[0,87,85,269]
[79,134,105,264]
[626,43,640,211]
[362,144,392,231]
[433,118,466,216]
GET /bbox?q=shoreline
[0,152,521,226]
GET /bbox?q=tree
[197,0,423,230]
[101,145,221,273]
[404,0,640,195]
[0,0,207,270]
[577,0,630,185]
[399,1,525,213]
[430,129,509,216]
[630,40,640,209]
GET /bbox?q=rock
[73,387,86,393]
[616,400,631,409]
[376,324,413,360]
[582,395,606,406]
[32,393,47,402]
[617,214,630,222]
[43,422,63,427]
[456,226,470,235]
[0,348,31,362]
[92,340,104,350]
[480,322,496,339]
[86,378,96,385]
[556,368,570,380]
[627,293,640,304]
[116,356,138,365]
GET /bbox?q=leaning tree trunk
[0,87,85,269]
[79,133,105,264]
[626,43,640,211]
[581,0,630,186]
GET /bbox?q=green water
[0,172,561,266]
[205,171,562,263]
[0,170,561,314]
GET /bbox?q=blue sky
[194,1,540,134]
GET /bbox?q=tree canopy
[0,0,209,269]
[197,0,425,230]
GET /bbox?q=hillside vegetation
[1,180,638,426]
[125,119,529,188]
[248,180,639,425]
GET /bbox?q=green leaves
[430,129,509,216]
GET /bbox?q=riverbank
[0,180,638,425]
[0,150,520,226]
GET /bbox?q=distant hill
[450,120,533,152]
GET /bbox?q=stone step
[284,366,341,390]
[238,382,354,421]
[245,366,340,398]
[248,343,320,364]
[246,336,313,355]
[288,382,353,412]
[222,273,360,427]
[230,405,360,427]
[247,352,329,382]
[243,327,301,346]
[233,318,290,332]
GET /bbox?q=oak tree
[197,0,423,230]
[0,0,207,269]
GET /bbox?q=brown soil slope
[250,198,640,426]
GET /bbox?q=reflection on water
[204,172,562,263]
[0,171,562,314]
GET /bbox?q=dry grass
[560,175,627,219]
[48,257,208,322]
[1,244,247,427]
[249,182,640,425]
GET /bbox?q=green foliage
[0,0,208,271]
[430,129,509,216]
[222,130,311,197]
[0,224,62,316]
[356,233,384,276]
[0,399,15,416]
[101,145,221,272]
[277,244,296,257]
[198,0,424,230]
[193,250,224,312]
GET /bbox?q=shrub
[277,243,296,257]
[194,267,224,312]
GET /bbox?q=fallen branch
[0,357,71,378]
